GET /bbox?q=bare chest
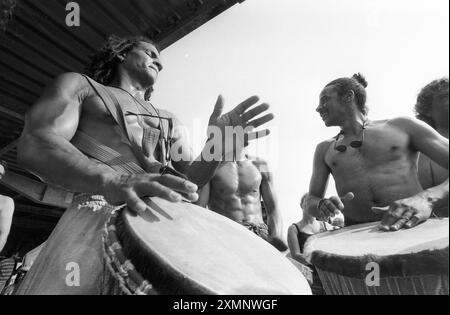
[212,161,262,196]
[325,126,414,174]
[80,90,161,130]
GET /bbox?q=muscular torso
[75,77,167,169]
[324,120,423,223]
[208,160,265,224]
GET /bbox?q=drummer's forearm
[418,178,449,210]
[18,132,117,194]
[261,178,283,239]
[267,211,283,239]
[185,140,221,187]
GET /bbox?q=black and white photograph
[0,0,448,299]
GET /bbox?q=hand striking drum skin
[103,197,311,295]
[303,219,449,295]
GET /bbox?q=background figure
[0,161,14,253]
[287,193,342,265]
[197,154,287,251]
[415,78,449,216]
[300,73,448,234]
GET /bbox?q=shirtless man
[15,35,273,294]
[415,78,449,216]
[296,73,448,238]
[0,162,14,252]
[197,152,287,251]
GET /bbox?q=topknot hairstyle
[325,73,369,115]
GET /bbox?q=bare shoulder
[386,116,437,135]
[249,155,269,169]
[316,138,334,155]
[247,156,272,180]
[0,195,14,211]
[386,116,421,129]
[40,72,91,102]
[51,72,89,93]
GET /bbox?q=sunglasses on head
[334,122,366,153]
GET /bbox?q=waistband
[72,194,123,212]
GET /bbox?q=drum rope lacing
[102,209,157,295]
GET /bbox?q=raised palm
[207,95,274,147]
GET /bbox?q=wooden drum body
[303,219,449,295]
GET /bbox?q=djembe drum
[303,218,449,295]
[102,197,311,295]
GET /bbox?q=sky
[152,0,449,234]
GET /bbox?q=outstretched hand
[208,95,274,148]
[372,196,433,231]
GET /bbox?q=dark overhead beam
[0,105,24,121]
[157,0,244,49]
[0,140,18,157]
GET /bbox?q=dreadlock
[84,35,159,100]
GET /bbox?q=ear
[344,90,355,103]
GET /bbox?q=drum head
[303,218,449,261]
[120,197,311,295]
[302,219,449,295]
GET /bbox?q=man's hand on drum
[208,95,274,153]
[372,196,433,231]
[315,192,354,222]
[102,173,199,214]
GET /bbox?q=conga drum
[102,197,311,295]
[303,218,449,295]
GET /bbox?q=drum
[303,218,449,295]
[102,197,311,295]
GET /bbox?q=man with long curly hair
[415,78,448,216]
[16,35,273,294]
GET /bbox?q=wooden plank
[0,105,24,121]
[0,140,18,158]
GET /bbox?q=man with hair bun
[288,73,449,262]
